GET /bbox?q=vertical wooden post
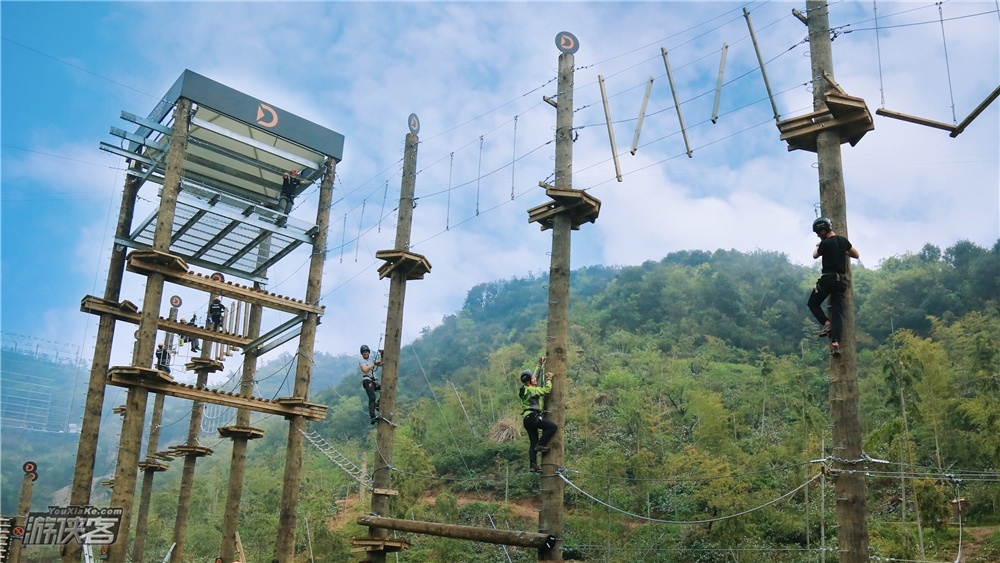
[132,307,176,563]
[63,163,142,563]
[537,49,575,563]
[274,157,337,563]
[8,468,36,563]
[169,363,210,563]
[219,299,263,563]
[107,97,192,563]
[806,2,869,562]
[367,131,420,563]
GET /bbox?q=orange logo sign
[256,103,278,127]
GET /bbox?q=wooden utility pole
[107,98,192,563]
[170,336,220,563]
[805,2,870,562]
[274,156,337,563]
[8,464,37,563]
[366,126,432,563]
[63,163,141,563]
[219,299,264,563]
[131,306,176,563]
[528,33,600,562]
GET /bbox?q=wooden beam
[106,367,328,421]
[875,108,956,132]
[951,84,1000,137]
[81,295,253,349]
[126,251,324,315]
[356,515,556,550]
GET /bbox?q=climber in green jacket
[519,357,556,474]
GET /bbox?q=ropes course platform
[125,250,324,316]
[137,461,169,472]
[776,90,874,152]
[81,295,254,349]
[106,367,328,421]
[528,184,601,231]
[375,250,432,281]
[217,425,265,440]
[350,537,411,554]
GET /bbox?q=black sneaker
[830,341,841,356]
[530,464,540,473]
[371,417,378,425]
[818,324,831,338]
[534,445,550,453]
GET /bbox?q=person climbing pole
[519,357,556,473]
[808,217,860,356]
[155,343,171,374]
[209,297,226,332]
[360,344,382,424]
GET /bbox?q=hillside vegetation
[6,240,999,563]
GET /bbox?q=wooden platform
[217,425,265,440]
[375,250,432,281]
[125,250,324,316]
[184,358,225,373]
[167,445,213,458]
[776,91,873,153]
[81,295,253,349]
[350,537,412,553]
[107,366,328,421]
[138,460,169,472]
[528,185,601,231]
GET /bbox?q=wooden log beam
[106,367,327,421]
[875,108,956,132]
[356,515,556,550]
[125,251,324,316]
[81,295,253,349]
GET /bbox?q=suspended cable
[446,153,454,231]
[874,0,886,107]
[378,180,388,233]
[510,116,518,200]
[937,3,958,124]
[355,200,365,262]
[561,470,821,525]
[475,136,483,216]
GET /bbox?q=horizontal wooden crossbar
[357,515,556,550]
[126,250,324,316]
[107,366,327,421]
[81,295,253,349]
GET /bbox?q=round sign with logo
[23,461,37,473]
[12,526,24,538]
[408,113,420,135]
[555,31,580,54]
[170,295,183,308]
[210,272,225,283]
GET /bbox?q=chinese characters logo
[22,506,123,546]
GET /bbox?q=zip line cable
[874,0,886,107]
[937,2,958,124]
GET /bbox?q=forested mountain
[6,240,998,563]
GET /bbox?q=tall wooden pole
[219,299,263,563]
[63,162,141,563]
[274,157,337,563]
[170,357,212,563]
[366,131,420,563]
[107,97,192,563]
[806,2,869,562]
[537,49,575,563]
[8,468,36,563]
[132,306,176,563]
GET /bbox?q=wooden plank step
[375,250,432,281]
[217,426,265,440]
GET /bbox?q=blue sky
[2,1,997,376]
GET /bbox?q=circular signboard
[408,113,420,135]
[23,461,37,473]
[170,295,183,308]
[555,31,580,54]
[210,272,225,283]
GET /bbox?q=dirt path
[957,526,995,562]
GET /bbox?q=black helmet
[360,344,370,354]
[520,370,534,384]
[813,217,833,234]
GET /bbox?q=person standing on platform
[360,344,382,424]
[279,169,313,215]
[183,315,201,353]
[155,343,171,374]
[808,217,860,356]
[519,358,556,473]
[209,297,226,332]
